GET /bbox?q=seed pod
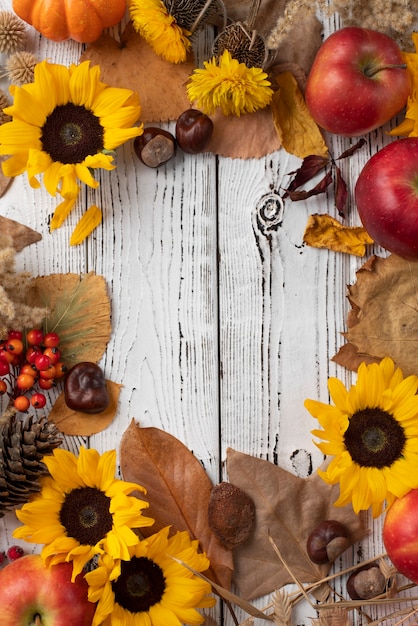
[346,563,386,600]
[208,482,255,549]
[164,0,220,35]
[212,22,268,68]
[306,520,349,564]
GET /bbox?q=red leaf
[335,166,348,218]
[284,154,330,196]
[336,138,367,160]
[285,169,333,201]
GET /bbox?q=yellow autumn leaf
[271,72,328,159]
[303,213,374,256]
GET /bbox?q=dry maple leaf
[119,420,234,590]
[333,254,418,376]
[48,380,121,436]
[226,448,368,601]
[27,272,111,368]
[0,216,41,252]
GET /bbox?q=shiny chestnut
[306,519,349,564]
[134,127,176,168]
[64,362,109,414]
[175,109,213,154]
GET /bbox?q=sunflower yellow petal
[50,196,77,230]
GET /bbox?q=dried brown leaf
[303,214,373,257]
[226,448,368,601]
[271,72,329,159]
[333,254,418,376]
[119,420,234,590]
[48,380,121,436]
[0,216,41,251]
[206,106,281,159]
[80,22,194,123]
[28,272,111,368]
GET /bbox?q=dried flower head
[5,51,39,85]
[213,22,268,69]
[0,88,10,125]
[0,234,49,337]
[0,11,26,54]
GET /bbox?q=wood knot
[255,192,284,233]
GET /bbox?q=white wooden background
[0,1,412,624]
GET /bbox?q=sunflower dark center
[41,102,104,164]
[112,556,166,613]
[59,486,113,545]
[344,407,406,468]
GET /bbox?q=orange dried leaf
[120,420,234,590]
[333,254,418,375]
[80,23,194,123]
[48,380,121,436]
[271,71,328,159]
[303,214,374,256]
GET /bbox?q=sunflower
[85,526,216,626]
[389,32,418,137]
[304,357,418,517]
[13,447,154,580]
[129,0,192,64]
[0,60,143,230]
[187,49,273,117]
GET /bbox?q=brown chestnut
[175,109,213,154]
[346,563,386,600]
[64,362,109,414]
[306,520,349,564]
[134,127,176,167]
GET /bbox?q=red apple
[305,27,411,136]
[383,489,418,583]
[355,137,418,260]
[0,554,96,626]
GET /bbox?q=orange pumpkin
[12,0,127,43]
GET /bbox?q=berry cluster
[0,329,67,412]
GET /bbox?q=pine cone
[0,414,63,516]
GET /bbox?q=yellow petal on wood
[48,380,121,436]
[28,272,111,368]
[303,213,374,256]
[0,216,42,251]
[70,205,102,246]
[271,71,329,159]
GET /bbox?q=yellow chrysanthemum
[187,49,273,117]
[129,0,192,64]
[389,32,418,136]
[0,59,143,228]
[305,357,418,518]
[85,526,216,626]
[13,447,154,581]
